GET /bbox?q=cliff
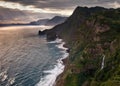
[45,6,120,86]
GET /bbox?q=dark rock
[38,30,45,35]
[66,49,70,53]
[38,29,48,35]
[46,32,57,41]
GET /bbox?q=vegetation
[47,6,120,86]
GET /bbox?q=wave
[6,77,15,86]
[0,71,15,86]
[0,71,8,82]
[47,38,62,44]
[35,38,69,86]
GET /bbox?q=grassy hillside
[46,6,120,86]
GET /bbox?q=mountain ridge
[45,6,120,86]
[30,16,67,26]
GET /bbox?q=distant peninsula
[0,16,67,27]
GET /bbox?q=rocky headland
[39,6,120,86]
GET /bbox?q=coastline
[35,38,69,86]
[55,58,69,86]
[53,38,69,86]
[54,39,69,86]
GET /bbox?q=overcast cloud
[1,0,120,9]
[0,0,120,23]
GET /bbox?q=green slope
[46,6,120,86]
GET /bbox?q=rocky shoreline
[55,58,69,86]
[38,28,70,86]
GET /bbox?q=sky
[0,0,120,24]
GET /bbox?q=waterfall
[101,55,105,70]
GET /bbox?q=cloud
[108,1,120,8]
[0,0,120,16]
[0,7,57,24]
[1,0,120,9]
[0,1,73,16]
[0,0,120,23]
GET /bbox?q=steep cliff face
[46,6,106,43]
[46,6,120,86]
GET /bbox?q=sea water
[0,26,68,86]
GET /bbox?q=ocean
[0,26,69,86]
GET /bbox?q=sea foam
[36,38,69,86]
[0,71,8,82]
